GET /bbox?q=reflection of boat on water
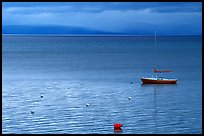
[141,84,160,132]
[140,84,158,132]
[141,84,178,133]
[141,32,177,84]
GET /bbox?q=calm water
[2,35,202,134]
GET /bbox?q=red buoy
[114,123,123,129]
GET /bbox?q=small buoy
[128,97,131,100]
[86,103,89,107]
[114,123,123,129]
[130,82,133,84]
[41,95,43,98]
[31,110,34,114]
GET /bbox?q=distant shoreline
[2,34,202,37]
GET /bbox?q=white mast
[154,31,157,77]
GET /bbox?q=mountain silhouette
[2,25,120,35]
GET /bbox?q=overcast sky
[2,2,202,35]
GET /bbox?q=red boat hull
[141,78,177,84]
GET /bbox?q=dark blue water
[2,35,202,134]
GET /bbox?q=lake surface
[2,35,202,134]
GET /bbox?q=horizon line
[2,34,202,37]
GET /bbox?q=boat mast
[154,31,157,77]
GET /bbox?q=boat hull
[141,78,177,84]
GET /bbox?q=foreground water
[2,35,202,134]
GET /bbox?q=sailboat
[141,32,177,84]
